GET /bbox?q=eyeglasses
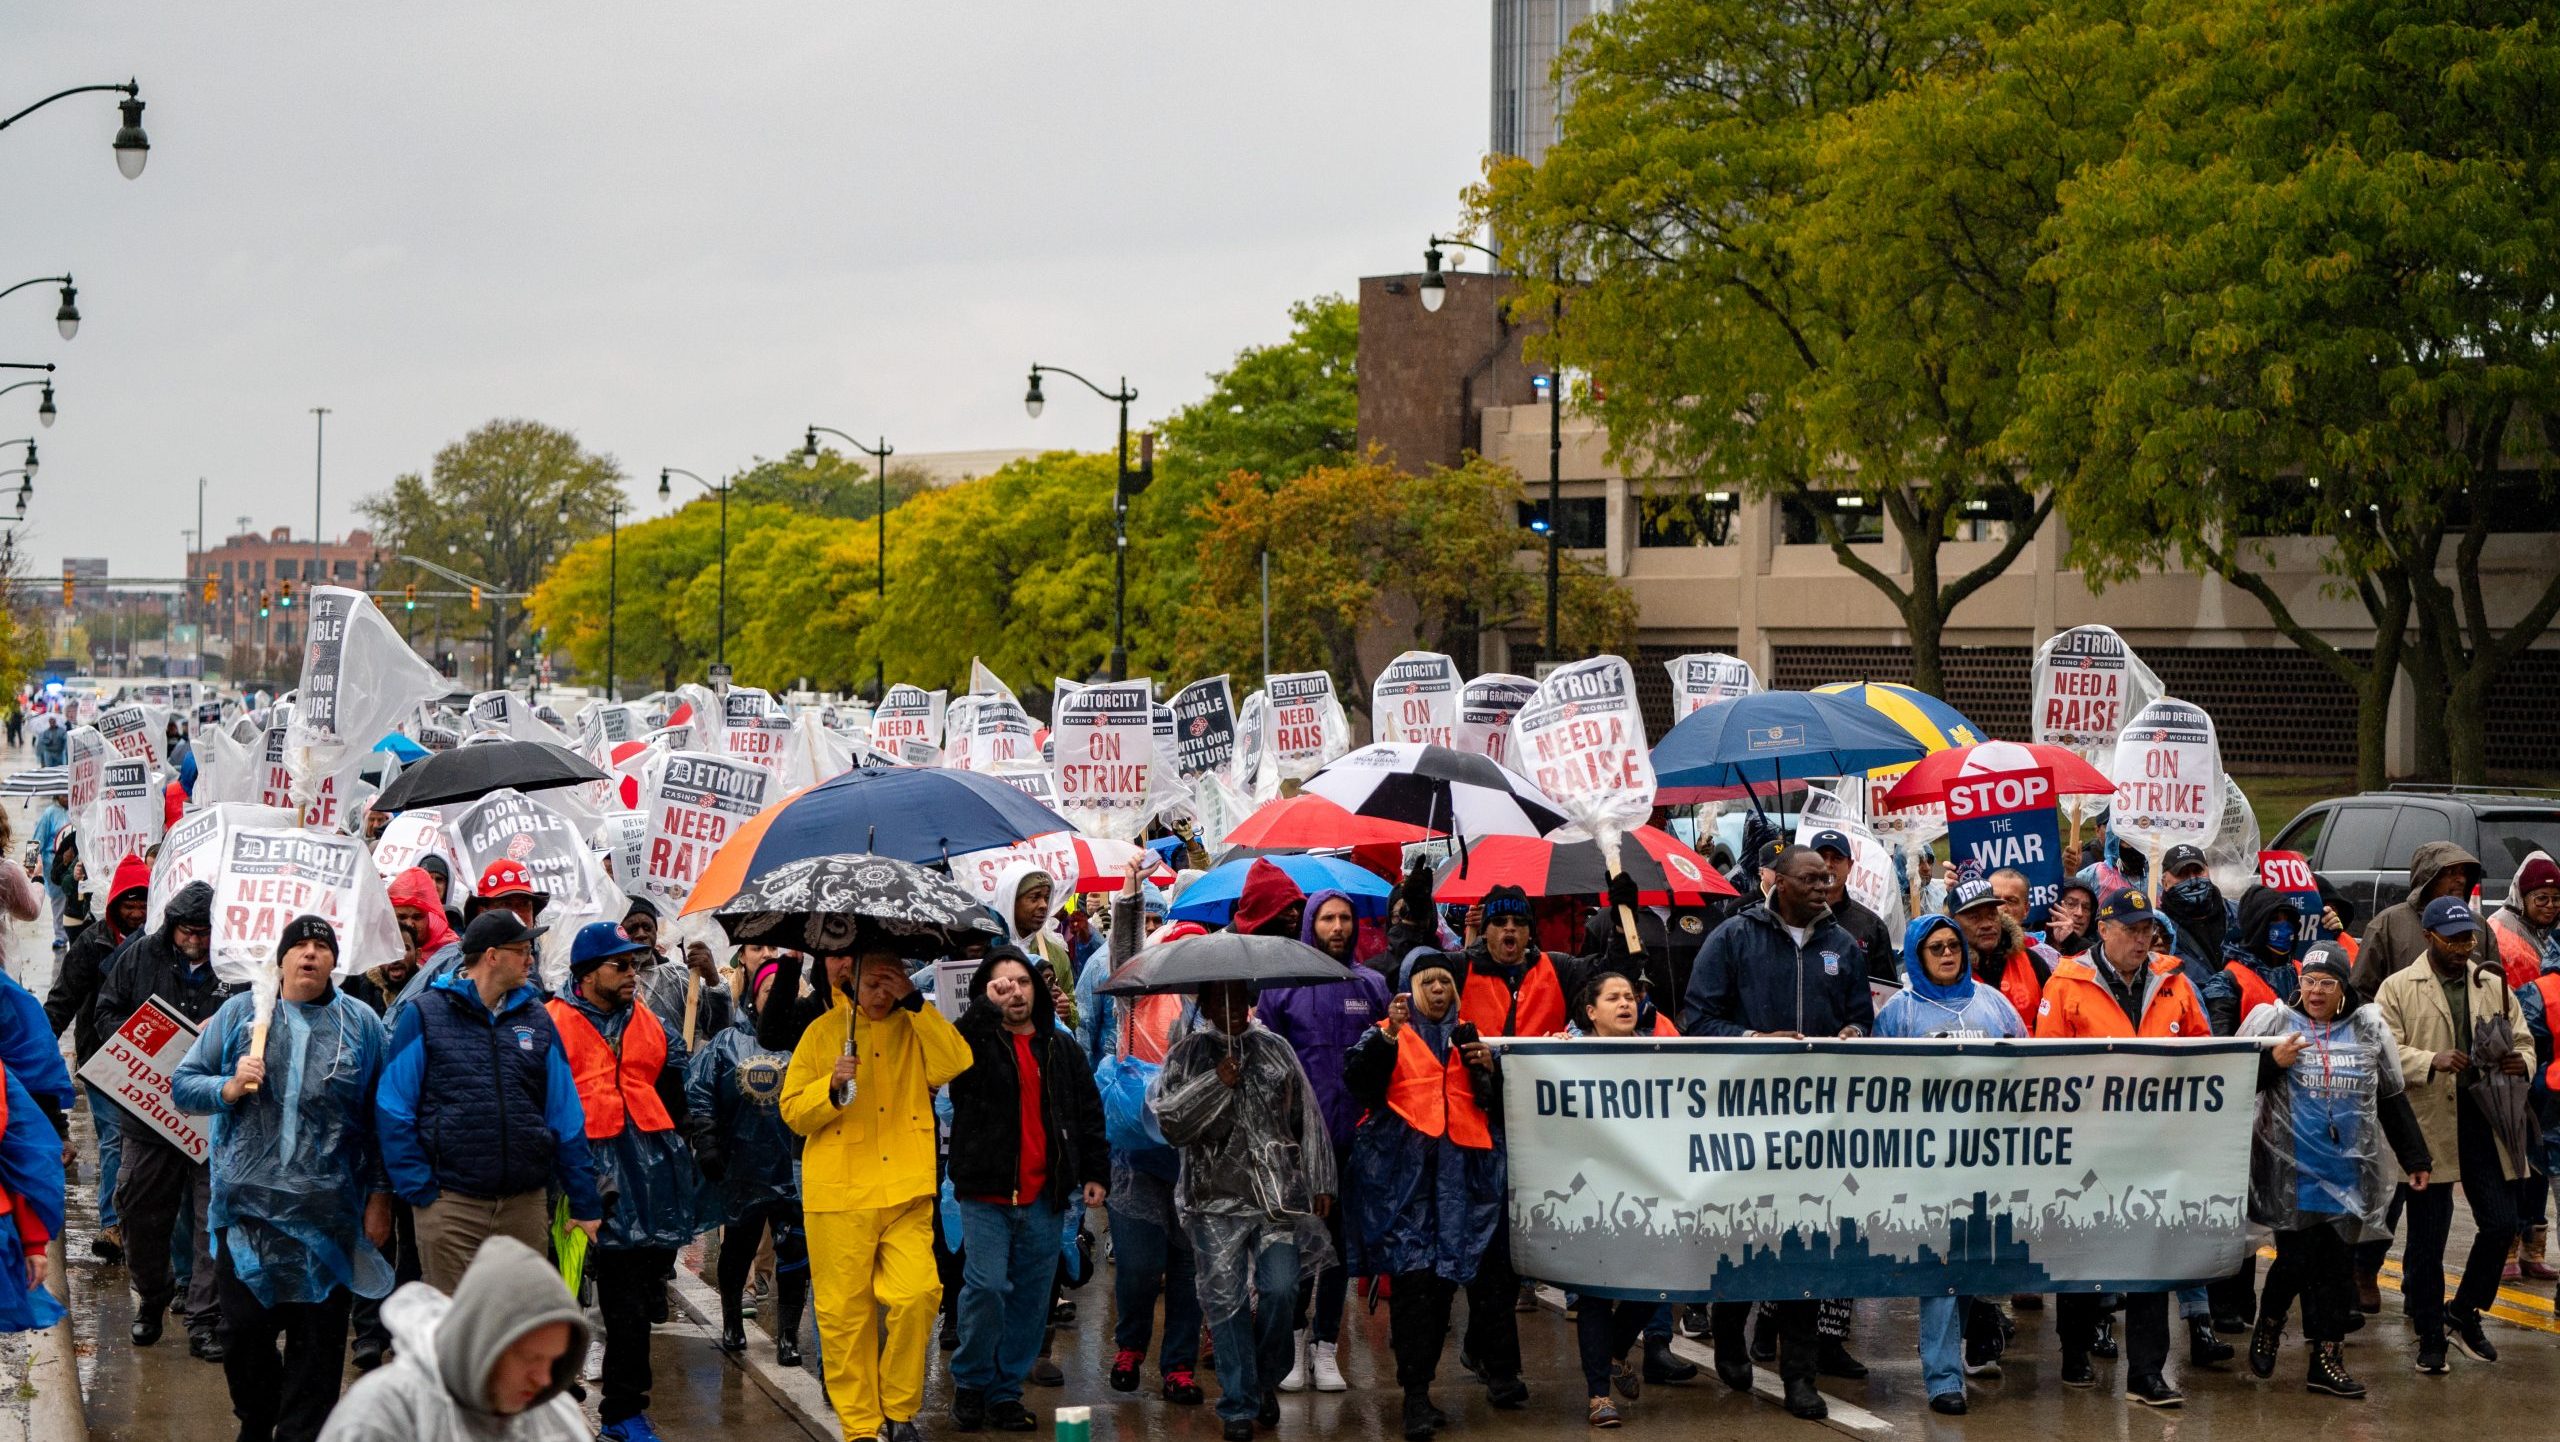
[1920,938,1965,958]
[595,957,634,973]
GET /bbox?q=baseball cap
[2096,887,2159,927]
[1949,877,2000,914]
[478,860,539,899]
[2162,844,2209,877]
[569,920,650,976]
[461,909,549,956]
[2421,895,2481,938]
[1808,829,1854,859]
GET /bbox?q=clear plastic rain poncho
[170,988,395,1306]
[2236,1001,2407,1239]
[1148,1014,1337,1325]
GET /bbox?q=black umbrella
[374,740,608,811]
[711,852,1003,956]
[1097,931,1350,997]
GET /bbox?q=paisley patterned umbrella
[709,852,1002,956]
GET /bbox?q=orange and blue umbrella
[681,764,1069,918]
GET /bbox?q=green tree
[1475,0,2148,697]
[2023,0,2560,785]
[735,450,934,520]
[360,419,627,683]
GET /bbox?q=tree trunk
[1903,590,1947,700]
[2401,603,2451,781]
[2446,670,2492,785]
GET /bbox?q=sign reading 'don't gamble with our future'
[1943,766,2062,924]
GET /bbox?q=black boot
[775,1268,808,1368]
[719,1293,747,1355]
[2248,1312,2282,1380]
[1400,1392,1437,1441]
[130,1304,164,1347]
[1641,1335,1697,1384]
[2305,1340,2364,1398]
[2189,1316,2234,1368]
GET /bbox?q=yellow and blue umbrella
[1808,682,1984,830]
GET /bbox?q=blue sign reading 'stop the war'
[1944,766,2063,926]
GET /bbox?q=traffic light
[1120,430,1156,499]
[278,577,294,608]
[202,579,217,604]
[59,575,72,607]
[470,585,482,611]
[403,583,416,611]
[258,591,271,618]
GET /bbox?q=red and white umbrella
[1220,793,1438,852]
[1432,826,1738,905]
[1879,739,2115,809]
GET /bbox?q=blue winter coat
[374,971,599,1219]
[1341,1016,1503,1283]
[555,993,705,1252]
[172,988,394,1306]
[0,1066,62,1332]
[685,1013,800,1225]
[1679,903,1876,1038]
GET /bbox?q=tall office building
[1491,0,1612,165]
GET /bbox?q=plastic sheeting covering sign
[1667,653,1759,719]
[1052,681,1156,841]
[449,789,601,914]
[874,685,946,754]
[1511,656,1655,842]
[81,757,164,891]
[80,1001,209,1164]
[639,752,773,912]
[1168,676,1236,779]
[1264,671,1347,780]
[1372,652,1460,746]
[2033,625,2162,772]
[2108,698,2222,851]
[208,827,379,979]
[1456,674,1537,771]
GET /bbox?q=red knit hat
[2518,853,2560,898]
[1229,858,1305,936]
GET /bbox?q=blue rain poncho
[1873,916,2028,1040]
[684,1011,799,1226]
[0,1065,65,1331]
[171,987,395,1307]
[554,993,707,1252]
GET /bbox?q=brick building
[189,525,385,655]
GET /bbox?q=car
[2267,785,2560,928]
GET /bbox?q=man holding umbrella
[780,941,974,1442]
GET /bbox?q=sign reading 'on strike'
[1372,652,1460,746]
[1052,680,1156,840]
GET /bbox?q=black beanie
[277,913,339,962]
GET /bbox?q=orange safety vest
[2534,974,2560,1093]
[1462,953,1566,1038]
[1383,1022,1493,1150]
[547,999,675,1140]
[1648,1012,1680,1038]
[2220,960,2282,1029]
[1983,953,2043,1025]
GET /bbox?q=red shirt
[1012,1032,1048,1203]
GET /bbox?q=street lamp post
[0,80,150,177]
[658,468,729,669]
[799,425,894,699]
[1420,235,1564,664]
[310,407,330,596]
[564,495,627,700]
[0,379,55,427]
[0,277,79,340]
[1023,363,1149,681]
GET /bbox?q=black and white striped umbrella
[0,768,65,799]
[1302,742,1569,839]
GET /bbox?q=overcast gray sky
[8,2,1492,578]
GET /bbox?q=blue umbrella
[1168,854,1395,924]
[1652,691,1929,799]
[373,732,430,763]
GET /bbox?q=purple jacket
[1257,889,1394,1145]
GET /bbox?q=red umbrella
[1221,793,1437,851]
[1433,826,1737,905]
[1879,739,2114,809]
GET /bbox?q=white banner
[80,1001,209,1164]
[2108,698,2223,854]
[873,685,946,754]
[1455,673,1537,772]
[1667,653,1759,719]
[1499,1038,2257,1300]
[1372,652,1461,747]
[1052,681,1156,841]
[639,751,773,913]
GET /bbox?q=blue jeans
[85,1084,120,1230]
[954,1199,1064,1405]
[1208,1239,1299,1424]
[1109,1203,1200,1371]
[1917,1296,1964,1400]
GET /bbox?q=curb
[668,1261,841,1441]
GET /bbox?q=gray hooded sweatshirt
[318,1236,592,1442]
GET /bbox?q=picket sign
[1511,656,1655,951]
[2107,698,2223,889]
[1943,766,2063,925]
[79,1001,208,1163]
[1372,652,1461,747]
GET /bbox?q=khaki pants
[416,1191,551,1294]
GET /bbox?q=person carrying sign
[1343,947,1503,1440]
[627,897,730,1047]
[2033,886,2209,1407]
[686,954,809,1368]
[95,879,236,1356]
[1678,845,1873,1420]
[170,915,394,1442]
[374,909,602,1295]
[780,950,972,1442]
[547,921,705,1442]
[43,850,150,1261]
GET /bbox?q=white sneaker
[1280,1329,1312,1392]
[1310,1340,1347,1392]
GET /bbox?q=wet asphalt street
[57,1052,2560,1442]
